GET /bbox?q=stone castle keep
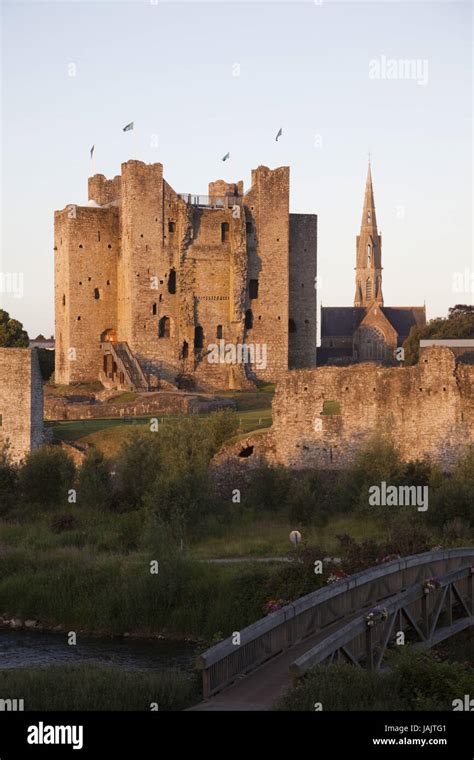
[0,349,43,463]
[55,161,317,389]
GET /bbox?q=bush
[19,446,75,508]
[77,448,113,509]
[0,443,18,515]
[274,651,474,711]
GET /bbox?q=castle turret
[354,163,383,307]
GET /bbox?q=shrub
[77,448,113,509]
[0,443,18,515]
[19,446,75,508]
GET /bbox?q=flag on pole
[275,127,283,142]
[123,122,134,132]
[222,152,230,162]
[90,145,95,159]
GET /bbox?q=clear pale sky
[1,0,472,337]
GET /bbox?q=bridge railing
[196,548,474,698]
[289,564,473,681]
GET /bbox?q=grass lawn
[48,408,272,457]
[190,514,385,559]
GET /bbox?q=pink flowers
[263,599,289,615]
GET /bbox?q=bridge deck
[190,610,363,711]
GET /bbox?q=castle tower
[354,163,383,307]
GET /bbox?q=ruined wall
[271,347,474,471]
[54,205,119,383]
[289,213,317,369]
[0,349,43,463]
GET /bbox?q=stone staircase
[100,341,149,391]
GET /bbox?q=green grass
[106,391,138,404]
[0,664,198,711]
[48,408,272,457]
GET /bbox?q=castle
[318,164,426,364]
[55,161,317,390]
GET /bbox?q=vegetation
[0,309,29,347]
[0,416,471,639]
[274,650,474,711]
[0,665,198,711]
[404,304,474,365]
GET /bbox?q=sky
[1,0,472,337]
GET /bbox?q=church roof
[382,307,426,338]
[321,307,366,336]
[321,305,426,340]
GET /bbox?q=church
[318,164,426,365]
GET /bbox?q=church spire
[354,161,383,307]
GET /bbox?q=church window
[168,269,176,294]
[249,279,259,299]
[159,316,171,338]
[221,222,229,243]
[367,210,371,223]
[216,325,223,339]
[289,319,297,333]
[366,279,372,300]
[194,325,204,350]
[245,309,253,329]
[367,244,372,265]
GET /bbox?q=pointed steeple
[354,161,383,307]
[361,162,377,233]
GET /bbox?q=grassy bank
[0,664,198,711]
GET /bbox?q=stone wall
[271,347,473,471]
[55,160,317,390]
[0,349,43,462]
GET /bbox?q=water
[0,629,196,672]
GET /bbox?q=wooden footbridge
[191,548,474,710]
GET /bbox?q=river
[0,629,197,672]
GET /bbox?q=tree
[19,446,75,507]
[403,305,474,365]
[0,310,29,347]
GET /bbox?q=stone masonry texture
[0,348,44,463]
[270,347,473,471]
[55,160,317,389]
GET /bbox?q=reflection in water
[0,629,196,672]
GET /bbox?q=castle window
[289,319,297,333]
[79,244,83,249]
[246,222,252,234]
[62,294,66,306]
[108,244,112,249]
[98,231,100,242]
[159,294,163,302]
[107,280,111,285]
[245,309,253,329]
[168,269,176,294]
[249,279,259,299]
[221,222,229,243]
[168,221,176,233]
[0,415,2,426]
[158,316,171,338]
[216,325,223,339]
[94,288,101,300]
[77,316,81,321]
[152,303,157,315]
[194,325,204,350]
[182,341,189,359]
